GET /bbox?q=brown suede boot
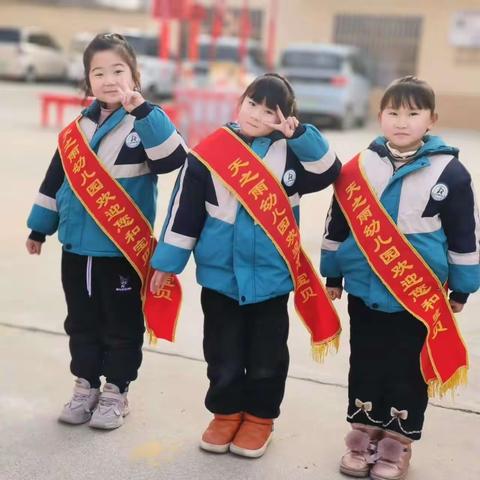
[369,430,412,480]
[200,413,243,453]
[339,424,383,478]
[229,413,273,458]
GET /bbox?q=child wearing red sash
[26,33,187,429]
[150,73,341,458]
[321,76,479,479]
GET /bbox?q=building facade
[2,0,479,128]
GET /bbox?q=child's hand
[449,299,464,313]
[26,238,42,255]
[117,84,145,113]
[327,287,342,301]
[264,105,299,138]
[150,270,171,294]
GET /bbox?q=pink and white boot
[370,430,412,480]
[339,424,383,478]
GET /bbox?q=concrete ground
[1,80,479,479]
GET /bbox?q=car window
[28,33,59,49]
[196,43,265,67]
[281,51,342,70]
[350,54,367,76]
[124,35,158,57]
[0,28,20,43]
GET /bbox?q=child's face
[379,103,437,152]
[88,49,136,107]
[237,97,280,137]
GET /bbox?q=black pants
[347,295,429,440]
[61,251,145,392]
[201,288,290,419]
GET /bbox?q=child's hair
[380,76,435,113]
[239,73,297,117]
[82,33,141,95]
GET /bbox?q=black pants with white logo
[201,288,290,419]
[347,295,429,440]
[61,251,145,392]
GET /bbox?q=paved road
[1,80,479,479]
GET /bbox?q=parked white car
[123,32,177,99]
[66,32,94,85]
[280,43,371,129]
[0,27,67,82]
[67,31,177,99]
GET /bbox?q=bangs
[244,77,291,116]
[381,82,435,112]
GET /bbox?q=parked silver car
[280,43,371,129]
[0,27,67,82]
[66,30,177,99]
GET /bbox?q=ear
[83,78,92,97]
[427,112,438,131]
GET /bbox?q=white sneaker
[89,383,129,430]
[58,378,100,425]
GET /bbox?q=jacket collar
[82,99,128,151]
[369,135,458,162]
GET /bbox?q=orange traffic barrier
[40,93,93,128]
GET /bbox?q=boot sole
[339,464,369,478]
[370,472,407,480]
[199,440,230,453]
[229,433,272,458]
[58,414,92,425]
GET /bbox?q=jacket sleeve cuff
[449,291,469,304]
[326,277,343,288]
[290,123,307,139]
[130,102,153,119]
[150,242,191,274]
[29,230,46,243]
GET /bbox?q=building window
[334,15,423,87]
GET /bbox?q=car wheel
[24,66,37,83]
[356,103,370,127]
[144,84,157,101]
[338,106,356,130]
[356,115,367,127]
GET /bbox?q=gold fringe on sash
[311,334,341,363]
[427,366,468,398]
[148,331,158,345]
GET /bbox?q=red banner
[152,0,191,19]
[191,127,341,360]
[58,118,182,343]
[335,153,468,396]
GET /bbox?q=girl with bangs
[26,33,187,430]
[150,73,341,458]
[321,76,479,480]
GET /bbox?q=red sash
[58,118,181,343]
[335,153,468,396]
[191,127,341,360]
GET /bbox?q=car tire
[24,66,37,83]
[144,84,158,101]
[337,106,355,130]
[356,116,367,127]
[356,103,370,127]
